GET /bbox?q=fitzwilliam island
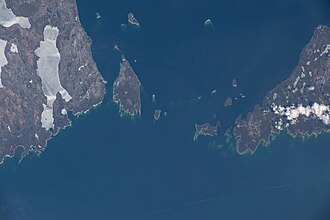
[113,56,141,118]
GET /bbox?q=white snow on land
[10,43,18,53]
[0,0,31,29]
[0,39,8,88]
[320,44,330,57]
[35,25,72,130]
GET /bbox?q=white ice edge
[0,0,31,29]
[35,25,72,130]
[0,39,8,88]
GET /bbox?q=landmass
[96,12,101,20]
[128,12,140,28]
[239,92,245,99]
[193,121,220,141]
[224,96,233,107]
[120,24,127,32]
[0,0,106,164]
[225,128,231,137]
[154,110,161,120]
[152,94,156,103]
[113,56,141,117]
[233,25,330,155]
[232,78,237,87]
[204,19,214,29]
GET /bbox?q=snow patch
[35,25,72,130]
[61,108,67,115]
[0,0,31,28]
[320,44,330,57]
[0,39,8,88]
[10,43,18,53]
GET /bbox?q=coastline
[233,25,330,155]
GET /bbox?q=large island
[234,25,330,154]
[113,56,141,117]
[0,0,106,164]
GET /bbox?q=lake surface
[1,0,330,219]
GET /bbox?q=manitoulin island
[234,26,330,154]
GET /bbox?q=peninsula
[0,0,106,164]
[234,25,330,155]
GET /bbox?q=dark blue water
[1,0,330,219]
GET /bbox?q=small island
[193,121,220,141]
[96,12,101,20]
[224,96,233,107]
[204,19,215,30]
[225,128,231,137]
[232,78,238,87]
[154,110,161,120]
[128,12,140,28]
[113,56,142,117]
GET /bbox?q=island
[128,12,140,28]
[224,96,233,107]
[154,110,161,120]
[204,19,214,29]
[0,0,106,164]
[96,12,101,20]
[193,121,220,141]
[113,56,142,117]
[232,78,237,87]
[225,128,231,137]
[152,94,156,103]
[233,25,330,155]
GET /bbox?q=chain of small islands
[112,12,330,155]
[112,15,330,156]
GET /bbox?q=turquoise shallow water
[1,0,330,219]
